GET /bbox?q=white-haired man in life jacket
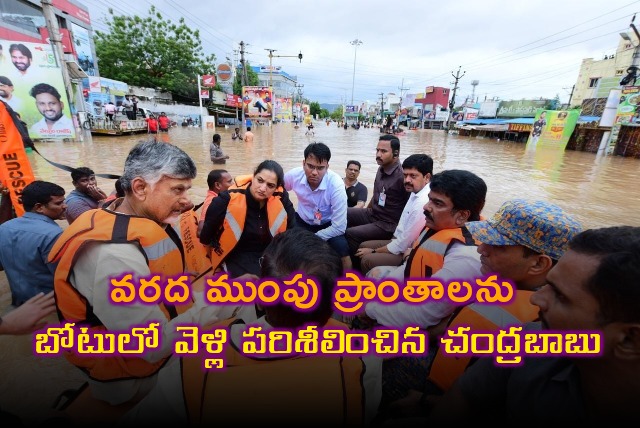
[121,228,382,426]
[50,139,255,407]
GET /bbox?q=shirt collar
[381,159,401,175]
[22,211,59,225]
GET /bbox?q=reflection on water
[31,122,640,229]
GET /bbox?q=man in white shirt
[284,142,351,270]
[354,154,432,274]
[28,83,74,138]
[363,169,487,328]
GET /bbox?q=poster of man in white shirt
[0,39,76,139]
[28,83,75,139]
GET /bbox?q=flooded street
[1,122,640,424]
[30,122,640,228]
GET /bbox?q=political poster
[0,39,76,139]
[526,109,580,150]
[242,86,272,118]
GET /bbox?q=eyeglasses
[304,162,327,172]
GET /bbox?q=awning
[65,60,89,79]
[210,108,236,116]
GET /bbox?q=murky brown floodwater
[31,122,640,228]
[1,122,640,424]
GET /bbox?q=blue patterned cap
[466,199,582,260]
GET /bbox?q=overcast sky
[85,0,639,106]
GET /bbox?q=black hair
[429,170,487,221]
[22,180,65,212]
[346,160,361,170]
[9,43,32,59]
[29,83,61,101]
[379,134,400,154]
[568,226,640,324]
[402,154,433,176]
[260,228,342,327]
[303,142,331,163]
[212,134,221,143]
[71,167,95,182]
[254,160,285,188]
[207,169,228,189]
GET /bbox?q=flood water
[1,122,640,424]
[31,122,640,229]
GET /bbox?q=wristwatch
[372,248,377,253]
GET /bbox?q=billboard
[275,97,292,120]
[608,86,640,146]
[497,100,549,118]
[70,23,96,76]
[242,86,272,118]
[526,109,580,150]
[0,39,75,139]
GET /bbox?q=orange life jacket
[404,226,478,278]
[182,318,365,427]
[208,176,288,272]
[427,291,538,392]
[174,208,211,278]
[49,208,191,381]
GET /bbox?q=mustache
[376,157,382,162]
[424,210,433,221]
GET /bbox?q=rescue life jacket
[428,290,538,392]
[182,317,365,427]
[49,207,191,382]
[404,226,478,278]
[208,175,288,271]
[174,208,211,278]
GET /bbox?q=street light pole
[350,39,363,107]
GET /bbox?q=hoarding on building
[497,100,549,118]
[608,86,640,146]
[242,86,272,118]
[478,101,499,118]
[70,23,96,76]
[526,109,580,150]
[0,39,75,139]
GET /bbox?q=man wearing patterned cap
[382,199,582,419]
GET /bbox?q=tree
[309,101,322,117]
[94,7,216,101]
[233,64,260,95]
[330,105,344,121]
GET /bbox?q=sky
[84,0,640,106]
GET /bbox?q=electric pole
[41,0,78,134]
[240,41,247,129]
[379,92,386,126]
[398,78,409,125]
[239,41,247,87]
[566,84,575,108]
[446,66,466,131]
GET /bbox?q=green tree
[309,101,322,117]
[330,105,344,121]
[233,64,260,95]
[94,7,216,101]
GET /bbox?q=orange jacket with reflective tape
[182,317,365,427]
[404,226,478,278]
[427,290,538,392]
[208,176,288,272]
[49,208,191,382]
